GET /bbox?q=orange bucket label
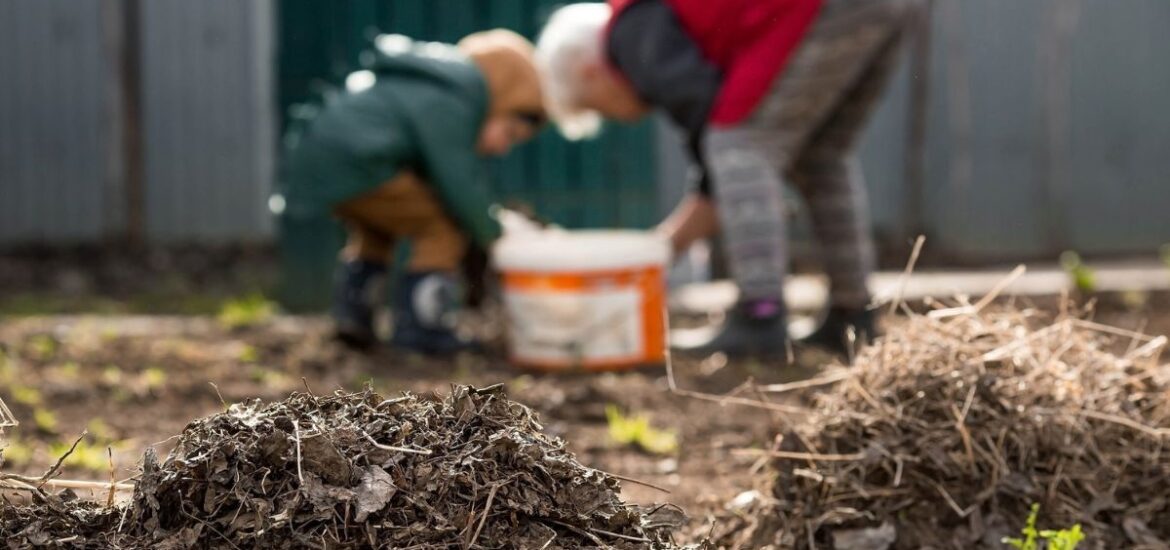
[501,266,665,371]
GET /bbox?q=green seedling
[86,418,116,442]
[48,438,120,474]
[238,344,260,363]
[141,367,167,391]
[58,361,81,378]
[248,366,291,389]
[1003,503,1084,550]
[247,366,268,383]
[217,294,276,329]
[12,385,43,407]
[100,366,123,387]
[0,438,34,467]
[1041,525,1085,550]
[509,375,533,394]
[1060,251,1097,294]
[27,335,58,361]
[33,408,59,435]
[605,405,679,456]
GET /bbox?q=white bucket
[493,230,670,371]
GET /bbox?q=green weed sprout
[1041,524,1085,550]
[1060,251,1097,294]
[48,438,117,474]
[0,438,33,467]
[142,367,168,391]
[1003,503,1084,550]
[33,408,59,435]
[238,344,260,363]
[605,404,678,455]
[217,294,276,329]
[27,334,58,360]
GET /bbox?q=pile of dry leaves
[2,385,685,548]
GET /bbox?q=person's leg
[790,153,878,353]
[330,222,393,349]
[791,155,874,311]
[706,129,791,307]
[335,171,472,354]
[388,176,473,355]
[674,0,911,359]
[670,128,791,358]
[789,3,912,353]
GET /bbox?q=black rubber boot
[799,306,878,356]
[331,260,387,350]
[671,299,789,359]
[391,272,479,356]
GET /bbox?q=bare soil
[0,313,822,527]
[3,248,1169,544]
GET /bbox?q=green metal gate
[277,1,658,310]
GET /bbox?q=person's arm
[657,192,718,258]
[610,0,721,249]
[417,145,500,248]
[407,88,501,248]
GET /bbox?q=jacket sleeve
[410,89,502,248]
[609,0,718,196]
[608,0,720,136]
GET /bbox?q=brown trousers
[334,171,467,271]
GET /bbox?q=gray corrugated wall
[917,0,1170,260]
[140,0,274,242]
[1063,0,1170,254]
[4,0,1169,255]
[0,0,274,246]
[0,0,121,243]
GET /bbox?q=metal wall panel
[912,0,1170,260]
[140,0,275,242]
[919,0,1051,259]
[1063,0,1170,254]
[5,0,1168,255]
[0,0,119,244]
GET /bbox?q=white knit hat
[535,3,612,140]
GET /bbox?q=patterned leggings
[704,0,915,308]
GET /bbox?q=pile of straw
[713,302,1170,549]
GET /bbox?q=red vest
[608,0,823,126]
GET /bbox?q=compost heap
[711,304,1170,549]
[1,385,684,548]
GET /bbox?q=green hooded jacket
[280,35,500,247]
